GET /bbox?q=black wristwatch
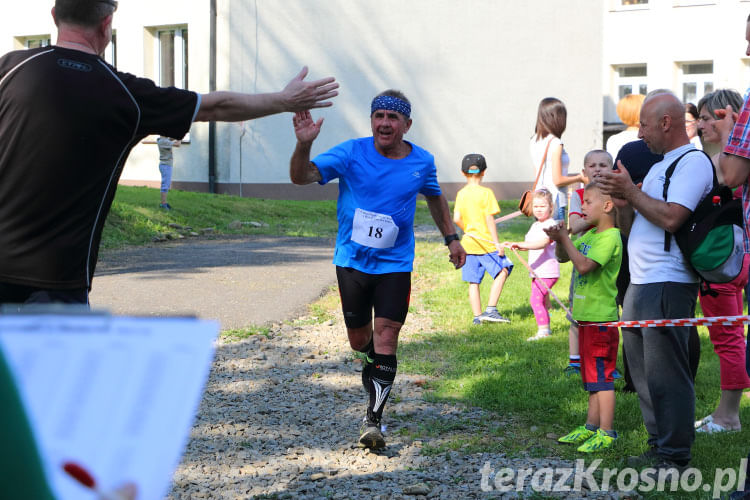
[444,233,460,245]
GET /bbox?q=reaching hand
[713,105,739,145]
[281,67,339,112]
[292,111,324,144]
[543,221,566,241]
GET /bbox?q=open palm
[293,111,324,143]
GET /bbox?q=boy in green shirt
[545,182,622,452]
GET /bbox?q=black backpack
[663,150,744,288]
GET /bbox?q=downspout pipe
[208,0,217,193]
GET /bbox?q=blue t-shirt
[313,137,442,274]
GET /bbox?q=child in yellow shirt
[453,154,514,325]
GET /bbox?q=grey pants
[621,282,698,463]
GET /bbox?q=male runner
[289,90,466,448]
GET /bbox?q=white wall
[215,0,604,188]
[2,0,604,196]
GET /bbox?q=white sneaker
[526,331,550,341]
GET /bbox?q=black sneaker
[361,354,373,394]
[653,459,689,475]
[627,446,659,468]
[358,415,385,449]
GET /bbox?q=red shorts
[578,322,619,391]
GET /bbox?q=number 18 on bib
[351,208,399,249]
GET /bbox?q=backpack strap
[662,149,716,252]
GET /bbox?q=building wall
[2,1,604,200]
[603,0,750,125]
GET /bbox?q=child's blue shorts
[462,252,513,284]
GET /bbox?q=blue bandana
[370,95,411,118]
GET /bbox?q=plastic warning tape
[598,315,750,328]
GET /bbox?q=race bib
[351,208,399,249]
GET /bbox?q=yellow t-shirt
[454,184,500,255]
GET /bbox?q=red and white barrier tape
[494,210,524,224]
[599,315,750,328]
[462,231,575,321]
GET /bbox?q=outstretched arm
[289,111,323,185]
[505,237,550,251]
[549,143,584,187]
[425,194,466,269]
[544,222,599,275]
[195,67,338,122]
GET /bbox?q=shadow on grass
[398,325,750,499]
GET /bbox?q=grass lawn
[104,187,749,499]
[101,185,439,250]
[400,200,750,500]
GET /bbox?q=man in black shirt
[0,0,338,305]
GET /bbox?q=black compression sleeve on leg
[367,353,397,422]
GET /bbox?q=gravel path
[95,233,630,499]
[166,310,631,500]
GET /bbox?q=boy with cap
[453,154,514,325]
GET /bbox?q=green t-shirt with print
[572,227,622,322]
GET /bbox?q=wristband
[444,233,460,245]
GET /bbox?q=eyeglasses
[98,0,118,11]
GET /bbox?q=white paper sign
[0,314,218,500]
[351,208,399,249]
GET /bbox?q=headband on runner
[370,95,411,118]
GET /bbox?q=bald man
[598,91,714,470]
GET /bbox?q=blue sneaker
[564,365,581,377]
[612,369,622,380]
[472,317,481,325]
[479,310,511,323]
[159,203,172,210]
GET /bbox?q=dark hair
[534,97,567,140]
[685,102,699,120]
[55,0,116,28]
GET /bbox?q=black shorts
[335,266,411,328]
[0,282,88,307]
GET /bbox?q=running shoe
[358,415,385,449]
[558,425,596,444]
[526,331,550,341]
[159,203,172,210]
[612,369,622,379]
[563,365,581,377]
[479,310,511,323]
[577,429,616,453]
[626,446,659,468]
[472,317,481,325]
